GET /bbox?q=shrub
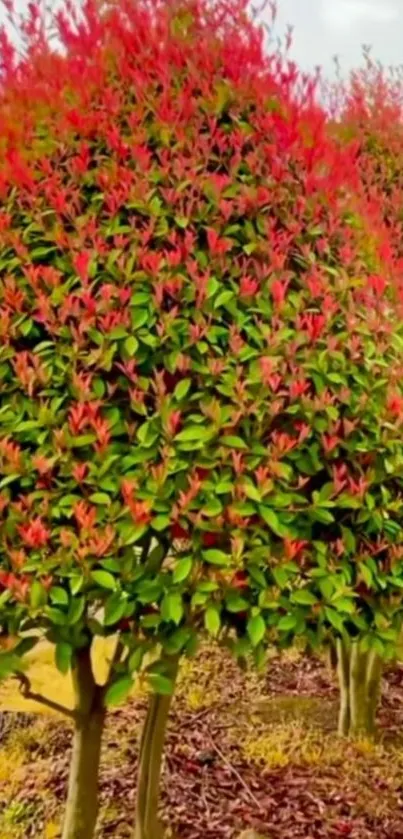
[325,56,403,734]
[1,1,403,836]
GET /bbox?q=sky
[268,0,403,77]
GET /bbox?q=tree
[1,0,403,837]
[323,56,403,737]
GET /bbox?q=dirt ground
[1,646,403,839]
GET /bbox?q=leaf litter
[1,647,403,838]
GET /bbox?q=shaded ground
[1,647,403,838]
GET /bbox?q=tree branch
[140,533,152,565]
[14,672,78,721]
[101,636,127,698]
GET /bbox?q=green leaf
[247,614,265,646]
[14,637,37,658]
[148,673,175,695]
[131,291,150,306]
[131,309,148,330]
[161,593,183,625]
[311,508,334,524]
[332,596,355,614]
[341,526,356,554]
[0,474,19,489]
[141,613,160,628]
[206,276,219,298]
[30,580,47,609]
[128,647,144,673]
[0,653,21,680]
[325,607,345,633]
[137,579,163,604]
[50,587,69,607]
[173,557,192,583]
[273,567,290,589]
[202,549,230,566]
[175,215,189,228]
[291,590,317,606]
[137,421,158,447]
[221,436,248,449]
[55,642,72,675]
[46,607,66,626]
[146,544,165,572]
[120,523,147,545]
[109,326,128,339]
[205,606,221,637]
[174,378,191,401]
[202,498,222,517]
[124,336,139,356]
[197,582,219,593]
[226,595,249,613]
[70,575,84,596]
[175,426,211,442]
[319,578,334,599]
[89,492,111,505]
[67,597,85,625]
[59,494,82,509]
[163,628,190,655]
[32,245,57,259]
[71,434,96,448]
[152,515,170,532]
[91,570,117,591]
[104,594,127,626]
[0,590,10,608]
[278,614,297,631]
[215,481,233,494]
[214,290,234,308]
[104,677,133,707]
[93,378,105,398]
[260,507,289,537]
[359,564,373,588]
[243,483,261,502]
[99,558,120,572]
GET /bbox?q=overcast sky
[269,0,403,77]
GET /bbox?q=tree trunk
[349,643,373,736]
[134,656,179,839]
[365,649,383,737]
[335,638,382,739]
[62,647,105,839]
[336,637,351,736]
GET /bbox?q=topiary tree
[1,0,403,837]
[321,57,403,736]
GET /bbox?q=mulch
[2,649,403,839]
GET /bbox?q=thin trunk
[336,637,350,737]
[335,639,382,739]
[349,643,371,736]
[62,647,105,839]
[134,656,179,839]
[365,649,383,738]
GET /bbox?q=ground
[1,645,403,839]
